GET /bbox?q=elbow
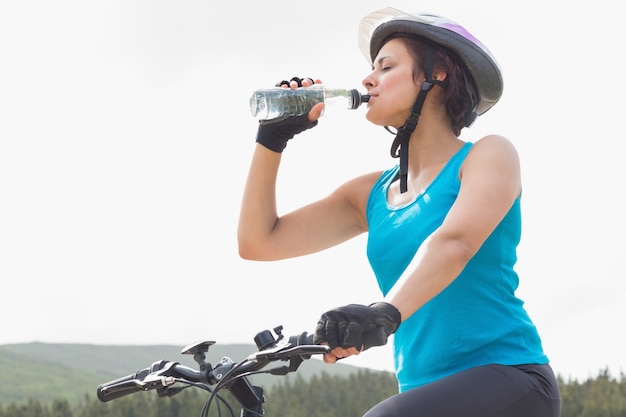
[238,246,252,260]
[237,236,261,260]
[457,241,476,265]
[237,218,283,261]
[450,236,479,267]
[238,247,260,261]
[237,234,275,261]
[433,232,477,267]
[237,223,261,260]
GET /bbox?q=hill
[0,341,387,405]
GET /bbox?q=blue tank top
[366,142,548,391]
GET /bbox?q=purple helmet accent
[358,7,503,116]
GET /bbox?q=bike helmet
[358,7,503,116]
[357,7,503,192]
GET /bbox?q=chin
[367,116,395,130]
[365,109,399,129]
[365,111,385,127]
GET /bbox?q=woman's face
[362,38,421,128]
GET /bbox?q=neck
[406,121,462,171]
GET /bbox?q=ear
[433,70,447,82]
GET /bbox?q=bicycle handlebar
[96,327,329,403]
[96,325,389,417]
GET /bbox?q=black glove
[255,113,318,153]
[313,302,401,351]
[275,76,315,88]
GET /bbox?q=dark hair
[390,35,476,136]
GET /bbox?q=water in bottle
[250,86,370,121]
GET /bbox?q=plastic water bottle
[249,85,370,120]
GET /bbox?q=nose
[362,70,376,91]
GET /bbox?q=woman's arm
[237,104,381,261]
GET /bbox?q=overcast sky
[1,0,624,383]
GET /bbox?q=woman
[238,7,561,416]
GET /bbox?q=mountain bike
[97,325,387,417]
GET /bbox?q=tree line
[0,368,624,417]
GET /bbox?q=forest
[0,368,624,417]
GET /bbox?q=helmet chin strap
[389,45,444,193]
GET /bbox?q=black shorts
[363,363,561,417]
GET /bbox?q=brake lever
[255,344,330,376]
[136,362,179,390]
[246,340,290,361]
[249,343,330,362]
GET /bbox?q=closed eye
[374,55,393,72]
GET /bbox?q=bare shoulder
[461,134,521,196]
[470,134,519,159]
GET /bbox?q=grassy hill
[0,341,384,405]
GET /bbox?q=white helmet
[358,7,503,116]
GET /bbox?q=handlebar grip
[96,368,150,402]
[287,331,317,346]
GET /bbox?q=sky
[1,0,624,383]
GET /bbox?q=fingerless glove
[313,302,401,351]
[255,114,318,153]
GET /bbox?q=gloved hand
[275,76,317,88]
[255,76,320,152]
[256,113,318,152]
[313,302,401,351]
